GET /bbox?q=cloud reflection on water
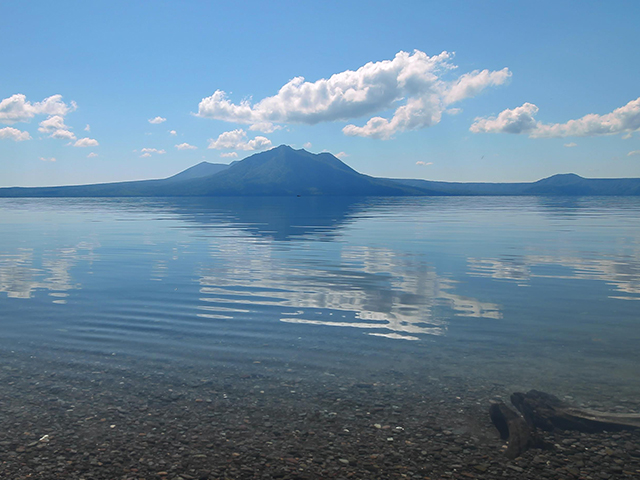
[0,242,98,302]
[468,254,640,300]
[198,243,501,341]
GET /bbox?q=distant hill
[1,146,639,197]
[391,173,640,196]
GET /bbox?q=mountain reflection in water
[0,196,639,377]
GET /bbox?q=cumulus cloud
[416,161,433,166]
[564,142,577,147]
[628,150,640,156]
[73,137,99,147]
[169,130,177,136]
[303,142,312,149]
[38,115,76,140]
[175,143,197,150]
[249,122,282,133]
[470,102,539,135]
[220,152,238,158]
[0,126,31,141]
[335,152,349,159]
[87,152,98,158]
[84,124,91,132]
[471,97,640,138]
[140,147,166,156]
[207,129,272,151]
[39,157,56,162]
[148,116,166,124]
[0,94,76,124]
[197,50,510,139]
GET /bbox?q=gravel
[1,350,639,479]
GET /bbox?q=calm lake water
[1,196,639,405]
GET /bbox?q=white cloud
[220,152,238,158]
[564,142,577,147]
[445,69,511,105]
[628,150,640,156]
[169,130,177,136]
[0,94,76,124]
[469,102,539,134]
[84,124,91,132]
[175,143,197,150]
[249,122,282,133]
[303,142,312,149]
[0,126,31,141]
[140,147,166,156]
[39,157,56,162]
[148,116,166,124]
[416,161,433,166]
[335,151,349,159]
[73,137,99,147]
[38,115,76,140]
[87,152,98,158]
[471,97,640,138]
[197,50,510,139]
[207,129,272,151]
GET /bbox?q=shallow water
[1,196,639,406]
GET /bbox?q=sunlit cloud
[335,151,349,159]
[471,97,640,138]
[73,137,99,147]
[564,142,577,147]
[84,124,91,132]
[207,129,272,151]
[0,94,76,124]
[38,115,75,140]
[248,122,282,133]
[148,116,166,124]
[416,161,433,166]
[139,147,166,157]
[175,143,197,150]
[169,130,177,136]
[628,150,640,156]
[39,157,56,162]
[220,152,238,158]
[197,50,510,140]
[0,126,31,141]
[87,152,98,158]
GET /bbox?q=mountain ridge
[1,145,639,197]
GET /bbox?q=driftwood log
[489,402,545,458]
[511,390,640,433]
[490,390,640,458]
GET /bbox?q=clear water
[1,196,639,406]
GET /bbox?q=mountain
[157,145,436,196]
[0,161,231,197]
[0,146,438,197]
[391,173,640,196]
[162,161,230,183]
[0,146,639,197]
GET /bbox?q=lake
[1,196,639,478]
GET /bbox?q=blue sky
[1,0,639,187]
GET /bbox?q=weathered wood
[511,390,640,433]
[489,401,546,459]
